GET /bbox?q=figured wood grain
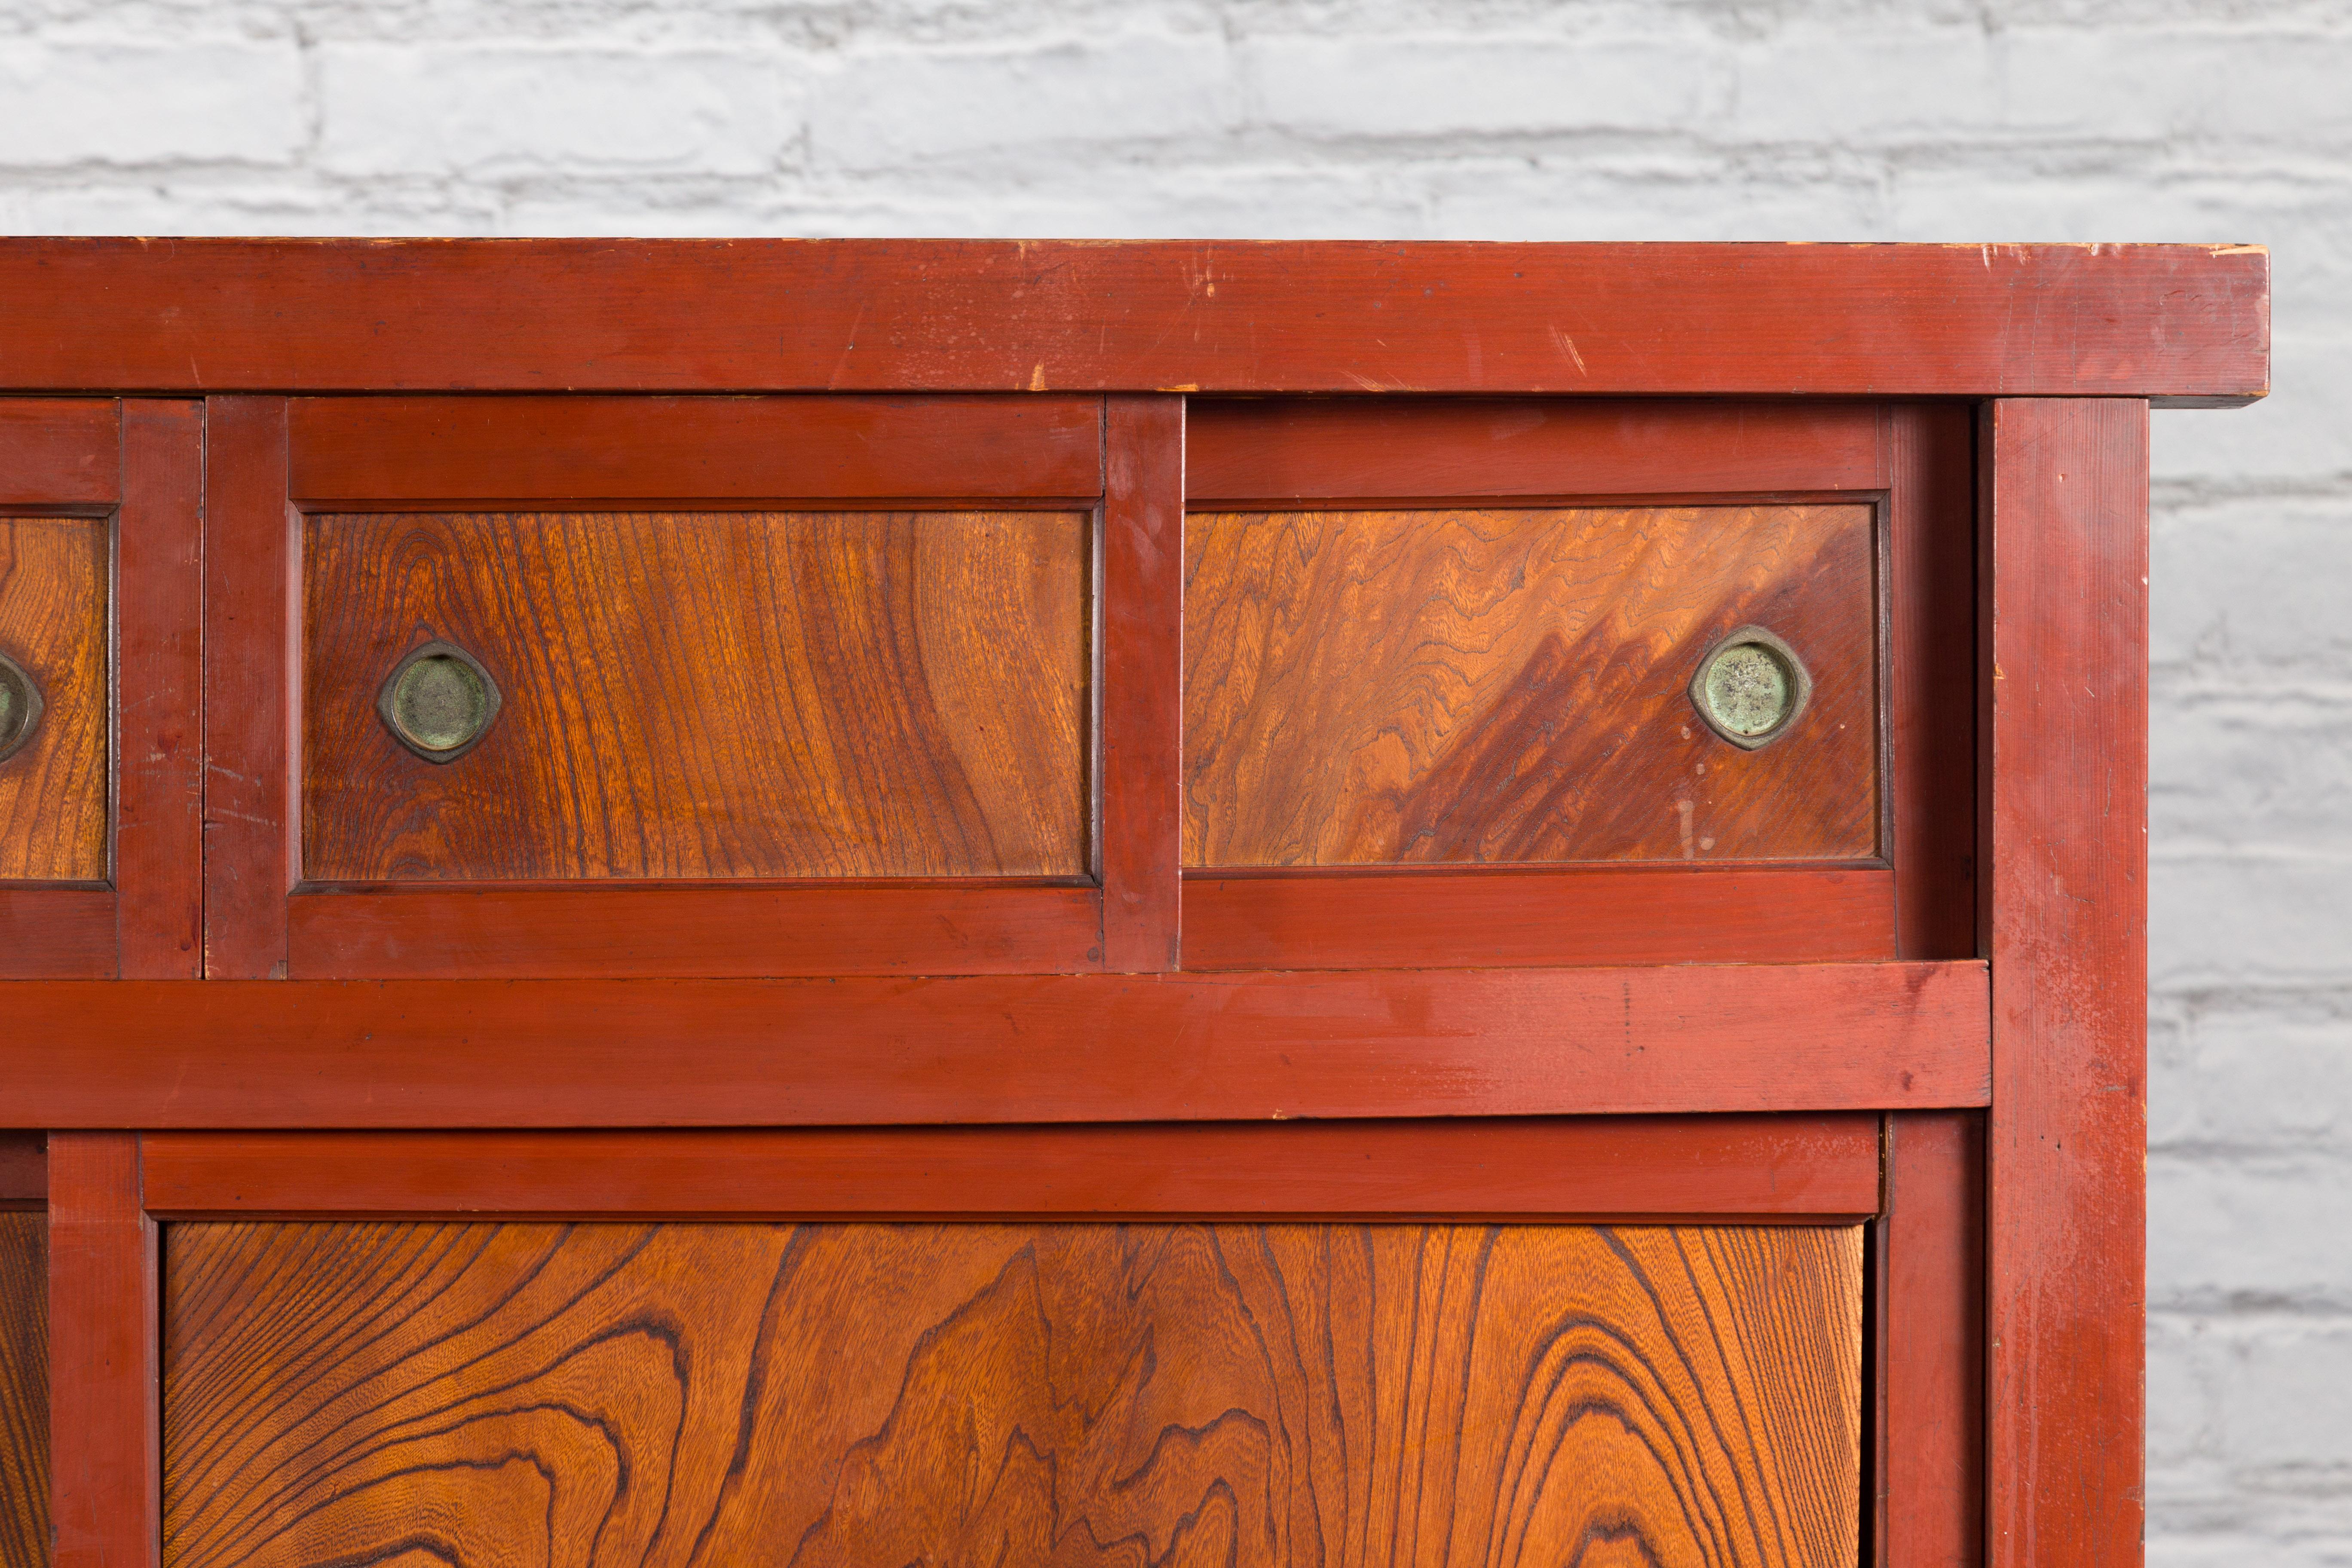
[165,1220,1862,1568]
[0,1213,47,1568]
[1185,505,1877,867]
[0,964,1992,1128]
[0,516,107,882]
[0,239,2268,403]
[303,510,1090,881]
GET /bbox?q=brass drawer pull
[377,640,502,763]
[1690,626,1811,750]
[0,650,42,764]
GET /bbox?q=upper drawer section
[303,508,1089,882]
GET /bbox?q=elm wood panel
[303,510,1091,881]
[46,1133,157,1568]
[1185,505,1878,867]
[138,1114,1885,1220]
[1099,396,1185,971]
[0,964,1991,1128]
[287,884,1102,978]
[1981,400,2150,1568]
[288,394,1105,505]
[0,517,107,882]
[0,400,115,507]
[1877,1112,1985,1568]
[164,1220,1863,1568]
[0,889,114,979]
[0,1137,40,1207]
[115,402,206,978]
[0,1213,46,1568]
[1887,404,1977,962]
[202,398,294,980]
[1187,398,1889,502]
[1185,867,1897,970]
[0,239,2267,402]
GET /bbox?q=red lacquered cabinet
[0,239,2268,1568]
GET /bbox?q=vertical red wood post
[202,397,293,979]
[1982,398,2151,1568]
[46,1133,157,1568]
[1099,395,1185,972]
[1879,1111,1986,1567]
[115,402,206,979]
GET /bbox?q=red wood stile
[1099,395,1184,971]
[202,397,293,980]
[0,240,2268,404]
[1878,1111,1986,1567]
[1888,404,1978,961]
[2,964,1989,1128]
[1982,398,2150,1568]
[137,1114,1882,1221]
[46,1132,157,1568]
[115,402,206,979]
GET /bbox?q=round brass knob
[1689,626,1812,750]
[0,651,43,765]
[376,640,502,763]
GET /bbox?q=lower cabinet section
[165,1222,1861,1568]
[0,1213,47,1568]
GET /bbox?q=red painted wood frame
[0,399,203,980]
[1182,398,1976,970]
[207,393,1167,980]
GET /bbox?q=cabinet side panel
[166,1220,1861,1568]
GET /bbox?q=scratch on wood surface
[1550,326,1588,375]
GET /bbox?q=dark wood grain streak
[0,964,1991,1128]
[288,394,1103,504]
[1187,398,1888,501]
[302,510,1090,881]
[1185,505,1878,867]
[46,1133,157,1568]
[0,516,107,882]
[138,1115,1884,1222]
[0,239,2267,402]
[115,402,207,978]
[1184,865,1896,969]
[0,1213,46,1568]
[0,400,116,507]
[1981,399,2149,1568]
[164,1220,1862,1568]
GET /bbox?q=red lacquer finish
[46,1133,157,1568]
[1099,396,1185,971]
[1982,398,2151,1568]
[0,399,117,507]
[1878,1111,1987,1567]
[0,239,2266,403]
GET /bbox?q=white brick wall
[3,0,2345,1558]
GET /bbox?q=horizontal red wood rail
[0,398,116,507]
[1187,397,1888,501]
[289,394,1105,504]
[0,240,2267,404]
[287,884,1103,978]
[139,1114,1882,1221]
[1184,866,1896,969]
[0,963,1988,1127]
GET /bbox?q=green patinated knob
[1689,626,1812,750]
[0,651,43,765]
[377,640,502,763]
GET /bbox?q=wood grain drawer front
[0,516,106,882]
[165,1220,1861,1568]
[1185,505,1878,867]
[303,510,1090,881]
[0,1213,46,1568]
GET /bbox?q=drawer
[303,508,1090,882]
[165,1218,1861,1567]
[0,513,107,883]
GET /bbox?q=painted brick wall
[4,1,2346,1559]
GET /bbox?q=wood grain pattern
[165,1220,1862,1568]
[138,1115,1884,1222]
[0,239,2268,403]
[303,510,1090,881]
[1185,505,1877,867]
[0,1213,46,1568]
[0,516,107,882]
[0,964,1992,1128]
